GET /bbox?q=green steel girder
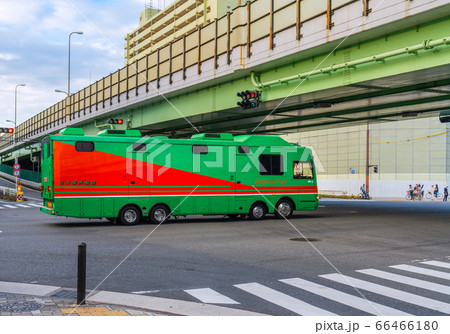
[250,94,450,131]
[253,106,449,134]
[198,94,450,134]
[142,77,450,134]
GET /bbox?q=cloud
[0,53,19,61]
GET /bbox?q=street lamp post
[14,84,25,144]
[55,89,69,126]
[68,31,83,126]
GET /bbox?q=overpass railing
[0,0,370,150]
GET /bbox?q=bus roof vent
[59,128,84,136]
[97,129,142,137]
[191,133,234,141]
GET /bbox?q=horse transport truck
[40,128,318,225]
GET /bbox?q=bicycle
[357,192,369,199]
[425,192,443,200]
[405,191,422,201]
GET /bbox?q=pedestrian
[408,184,414,200]
[444,185,448,202]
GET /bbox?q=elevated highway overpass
[1,0,450,177]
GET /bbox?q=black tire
[149,205,170,224]
[227,214,240,219]
[274,199,294,219]
[119,205,141,226]
[249,202,267,220]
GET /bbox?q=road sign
[13,163,20,170]
[13,170,20,177]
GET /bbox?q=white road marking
[390,264,450,281]
[280,277,410,316]
[421,261,450,270]
[234,282,336,316]
[185,288,240,304]
[15,204,31,208]
[29,203,42,207]
[2,205,17,209]
[321,274,450,314]
[357,269,450,295]
[0,207,4,209]
[131,290,160,295]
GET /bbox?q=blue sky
[0,0,174,128]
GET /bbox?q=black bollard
[77,242,87,305]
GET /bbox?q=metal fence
[0,164,41,183]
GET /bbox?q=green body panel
[40,130,318,220]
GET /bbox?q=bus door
[234,145,257,214]
[193,144,231,214]
[41,136,54,206]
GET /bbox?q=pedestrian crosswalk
[176,259,450,315]
[0,201,41,210]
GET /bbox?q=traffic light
[374,166,378,173]
[237,90,261,109]
[107,119,123,125]
[0,128,14,134]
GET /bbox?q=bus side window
[75,141,95,152]
[293,161,314,179]
[259,154,283,175]
[238,146,250,154]
[133,143,146,151]
[193,145,208,155]
[47,142,51,158]
[42,143,47,159]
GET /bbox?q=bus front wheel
[249,202,267,220]
[149,205,170,224]
[119,205,142,226]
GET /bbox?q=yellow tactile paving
[60,306,148,316]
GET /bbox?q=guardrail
[0,186,16,197]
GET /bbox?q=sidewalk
[0,281,264,316]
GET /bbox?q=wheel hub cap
[252,206,264,218]
[277,202,291,216]
[124,210,137,223]
[154,209,166,222]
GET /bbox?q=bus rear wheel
[149,205,170,224]
[119,205,142,226]
[249,202,267,220]
[274,199,294,219]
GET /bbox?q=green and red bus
[40,128,318,225]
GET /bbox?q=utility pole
[365,122,370,195]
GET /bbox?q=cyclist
[408,185,414,200]
[434,184,439,199]
[360,184,368,199]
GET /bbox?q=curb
[0,281,265,316]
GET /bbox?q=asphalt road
[0,198,449,316]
